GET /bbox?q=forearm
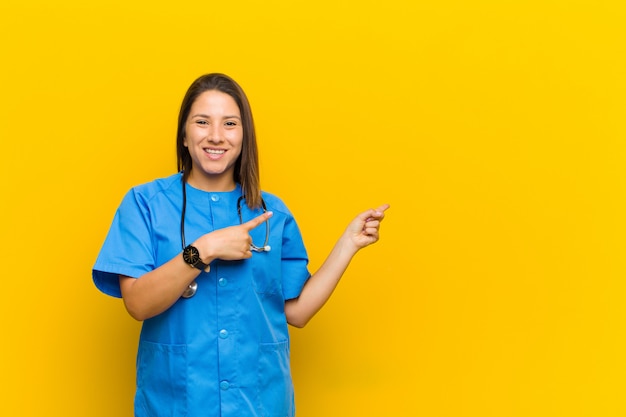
[118,213,271,321]
[285,236,358,328]
[119,254,204,321]
[284,204,389,327]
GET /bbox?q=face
[184,90,243,190]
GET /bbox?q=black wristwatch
[182,245,210,270]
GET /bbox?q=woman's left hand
[345,204,390,250]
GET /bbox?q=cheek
[229,132,244,147]
[183,123,195,147]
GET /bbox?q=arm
[120,211,272,321]
[119,257,203,321]
[285,204,389,328]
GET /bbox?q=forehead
[190,90,240,116]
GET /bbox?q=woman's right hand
[195,211,272,262]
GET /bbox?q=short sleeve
[92,189,156,298]
[280,213,311,300]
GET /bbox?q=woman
[93,73,389,417]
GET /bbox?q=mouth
[203,148,227,161]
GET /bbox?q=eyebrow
[191,113,241,120]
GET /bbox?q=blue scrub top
[93,173,310,417]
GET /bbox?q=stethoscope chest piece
[182,281,198,298]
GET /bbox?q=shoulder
[261,191,294,217]
[116,173,182,214]
[128,173,182,203]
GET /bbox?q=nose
[206,124,223,143]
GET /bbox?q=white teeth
[206,149,225,155]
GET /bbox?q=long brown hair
[176,73,262,208]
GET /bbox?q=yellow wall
[1,1,625,416]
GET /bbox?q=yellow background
[1,0,625,416]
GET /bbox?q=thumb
[242,211,273,231]
[360,204,390,221]
[371,204,390,219]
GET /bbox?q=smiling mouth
[205,149,225,155]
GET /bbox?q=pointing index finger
[375,204,390,213]
[242,211,273,231]
[365,204,390,222]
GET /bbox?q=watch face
[183,245,200,265]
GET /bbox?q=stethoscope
[180,182,271,298]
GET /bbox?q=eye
[225,121,238,127]
[195,120,209,125]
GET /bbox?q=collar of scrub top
[180,180,271,299]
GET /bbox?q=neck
[186,171,236,192]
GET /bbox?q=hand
[344,204,390,250]
[195,211,273,262]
